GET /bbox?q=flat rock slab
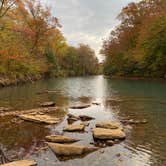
[40,101,55,107]
[45,135,79,143]
[48,143,99,156]
[0,160,37,166]
[19,114,60,124]
[69,104,91,109]
[96,121,121,129]
[93,128,126,140]
[63,125,85,132]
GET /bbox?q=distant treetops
[0,0,99,79]
[101,0,166,78]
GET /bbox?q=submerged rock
[79,115,95,121]
[63,124,85,132]
[69,104,91,109]
[121,119,148,125]
[45,135,79,143]
[19,114,60,124]
[0,160,37,166]
[40,101,55,107]
[48,143,99,156]
[96,121,121,129]
[93,128,126,140]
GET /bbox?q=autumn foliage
[101,0,166,78]
[0,0,99,82]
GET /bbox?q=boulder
[48,143,99,156]
[96,121,121,129]
[0,160,37,166]
[19,114,60,124]
[40,101,55,107]
[93,128,126,140]
[63,125,85,132]
[79,115,95,121]
[45,135,79,143]
[69,104,91,109]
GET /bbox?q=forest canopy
[101,0,166,78]
[0,0,99,83]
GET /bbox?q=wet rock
[63,124,85,132]
[67,117,78,124]
[48,143,99,156]
[40,101,55,107]
[0,160,37,166]
[18,114,60,124]
[93,128,126,140]
[79,115,95,121]
[69,104,91,109]
[80,121,89,126]
[67,114,80,124]
[96,121,121,129]
[45,135,79,143]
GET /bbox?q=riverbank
[0,75,43,88]
[104,75,166,82]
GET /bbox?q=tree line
[101,0,166,78]
[0,0,99,82]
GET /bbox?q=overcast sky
[41,0,139,60]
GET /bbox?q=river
[0,75,166,166]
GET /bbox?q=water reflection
[0,76,166,166]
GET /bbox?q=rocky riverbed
[0,99,149,166]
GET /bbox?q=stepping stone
[96,121,121,129]
[48,143,99,156]
[45,135,79,143]
[63,124,85,132]
[93,128,126,140]
[19,114,60,124]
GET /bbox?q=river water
[0,75,165,166]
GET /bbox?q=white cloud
[41,0,140,61]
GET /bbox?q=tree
[101,0,166,78]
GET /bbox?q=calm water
[0,75,166,166]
